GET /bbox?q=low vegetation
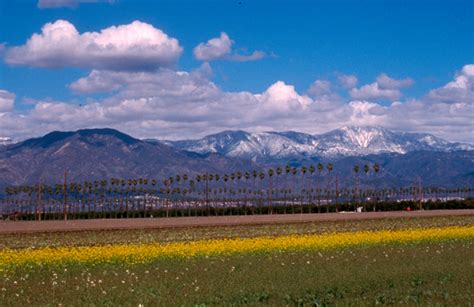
[1,215,473,305]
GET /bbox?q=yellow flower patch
[1,226,473,268]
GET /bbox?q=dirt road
[1,209,473,234]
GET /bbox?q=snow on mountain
[167,126,473,160]
[0,137,14,146]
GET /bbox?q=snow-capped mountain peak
[166,126,473,161]
[341,126,390,147]
[0,137,14,146]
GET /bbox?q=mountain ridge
[0,128,251,187]
[0,127,472,189]
[165,126,473,161]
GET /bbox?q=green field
[1,215,473,305]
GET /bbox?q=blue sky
[0,0,473,142]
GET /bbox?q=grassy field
[1,215,473,305]
[1,215,473,249]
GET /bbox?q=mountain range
[0,126,473,189]
[166,126,473,162]
[0,129,250,188]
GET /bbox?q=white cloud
[348,100,387,126]
[350,74,413,101]
[38,0,81,8]
[426,64,474,104]
[227,50,266,62]
[257,81,311,111]
[37,0,113,9]
[193,32,265,62]
[69,70,125,93]
[2,65,473,143]
[5,20,182,71]
[376,73,414,89]
[337,74,358,89]
[383,99,473,142]
[193,32,232,61]
[69,64,215,95]
[306,80,343,112]
[307,80,331,97]
[350,83,402,101]
[0,90,15,113]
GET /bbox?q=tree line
[1,163,472,220]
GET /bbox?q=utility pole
[63,171,68,221]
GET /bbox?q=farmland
[1,214,473,305]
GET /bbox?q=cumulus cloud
[69,63,214,94]
[337,74,358,89]
[383,98,473,142]
[350,83,402,101]
[306,80,343,111]
[257,81,311,112]
[348,101,387,126]
[307,80,331,97]
[2,65,473,143]
[426,64,474,104]
[38,0,81,8]
[37,0,113,9]
[69,70,125,93]
[227,51,266,62]
[0,90,15,113]
[376,73,414,89]
[350,74,413,101]
[4,20,182,71]
[193,32,265,62]
[193,32,232,61]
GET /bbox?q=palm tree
[229,173,236,210]
[317,163,324,208]
[252,170,258,210]
[353,165,360,209]
[236,172,242,209]
[162,179,170,217]
[308,165,315,206]
[175,175,182,211]
[275,167,283,204]
[371,163,380,210]
[195,174,202,208]
[268,168,274,213]
[241,172,249,210]
[258,172,265,212]
[189,179,196,202]
[180,174,188,213]
[245,172,251,181]
[326,163,334,212]
[199,173,209,214]
[285,165,291,207]
[167,176,175,214]
[373,163,380,174]
[362,164,370,210]
[291,167,297,212]
[222,174,229,208]
[300,166,307,205]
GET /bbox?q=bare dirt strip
[0,210,473,234]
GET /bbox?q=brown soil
[0,210,473,234]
